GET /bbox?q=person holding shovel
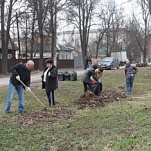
[5,60,34,113]
[41,59,58,106]
[125,60,138,95]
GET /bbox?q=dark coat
[42,65,58,91]
[125,63,138,76]
[82,68,98,83]
[10,63,31,87]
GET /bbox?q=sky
[116,0,132,6]
[116,0,133,15]
[117,0,142,20]
[58,0,134,33]
[0,0,136,33]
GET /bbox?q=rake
[19,79,47,109]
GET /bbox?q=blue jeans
[5,82,24,113]
[126,74,134,94]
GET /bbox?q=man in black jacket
[5,60,34,113]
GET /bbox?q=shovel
[19,79,47,109]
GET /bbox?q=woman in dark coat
[42,59,58,106]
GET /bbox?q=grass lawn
[1,67,151,150]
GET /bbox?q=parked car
[98,57,120,70]
[136,62,147,67]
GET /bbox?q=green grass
[1,67,151,150]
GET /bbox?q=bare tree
[27,0,37,59]
[65,0,99,64]
[124,18,142,62]
[35,0,48,70]
[1,0,18,74]
[149,0,151,14]
[20,0,38,59]
[134,0,151,64]
[1,1,6,74]
[95,0,116,58]
[30,4,36,60]
[96,0,124,58]
[47,0,67,64]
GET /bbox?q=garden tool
[19,79,47,109]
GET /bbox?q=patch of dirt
[74,90,133,109]
[17,108,75,126]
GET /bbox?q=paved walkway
[0,68,84,87]
[0,66,127,87]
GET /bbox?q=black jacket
[125,63,138,76]
[10,63,31,87]
[42,65,58,91]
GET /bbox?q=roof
[56,43,74,52]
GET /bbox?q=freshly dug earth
[74,90,132,109]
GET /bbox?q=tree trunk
[48,0,58,66]
[25,13,28,59]
[39,30,44,70]
[96,33,104,59]
[36,0,44,70]
[30,15,35,59]
[149,0,151,14]
[1,0,13,74]
[143,50,146,66]
[16,12,21,58]
[1,0,8,74]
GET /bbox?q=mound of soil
[74,90,132,109]
[17,108,74,126]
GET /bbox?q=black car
[136,62,147,67]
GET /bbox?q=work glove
[26,87,31,92]
[16,75,20,81]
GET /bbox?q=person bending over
[5,60,34,113]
